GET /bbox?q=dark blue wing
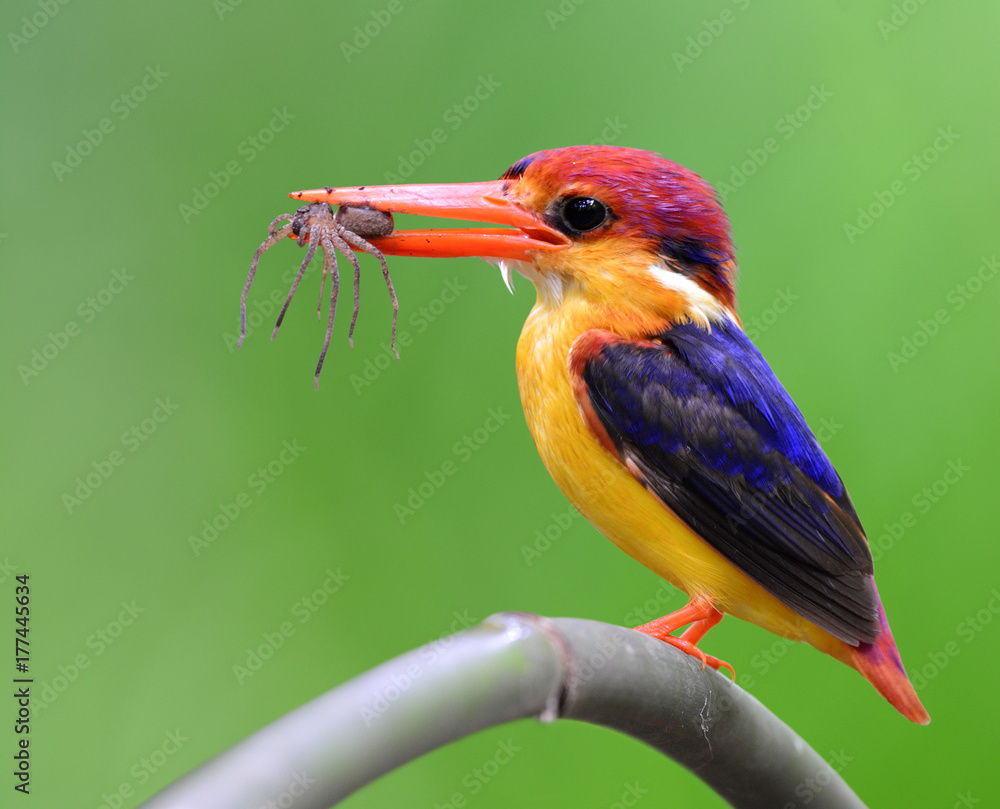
[574,319,879,645]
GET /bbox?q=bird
[289,145,930,724]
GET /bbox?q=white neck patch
[647,264,730,328]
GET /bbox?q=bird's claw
[634,598,734,680]
[657,634,735,680]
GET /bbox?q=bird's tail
[847,577,930,724]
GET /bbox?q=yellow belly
[515,301,845,658]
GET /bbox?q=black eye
[560,196,609,233]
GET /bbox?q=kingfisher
[289,145,929,723]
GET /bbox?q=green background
[3,1,998,806]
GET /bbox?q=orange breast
[514,292,848,659]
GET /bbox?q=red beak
[288,180,569,260]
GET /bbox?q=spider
[238,202,398,389]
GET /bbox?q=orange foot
[634,596,735,680]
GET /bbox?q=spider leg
[328,230,362,348]
[267,213,293,237]
[336,230,362,346]
[350,255,361,348]
[347,244,361,348]
[315,233,328,321]
[272,232,319,341]
[341,231,399,359]
[240,223,294,349]
[314,236,341,390]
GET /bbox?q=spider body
[334,205,394,237]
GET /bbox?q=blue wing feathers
[664,322,843,498]
[579,319,879,645]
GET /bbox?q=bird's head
[291,146,737,334]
